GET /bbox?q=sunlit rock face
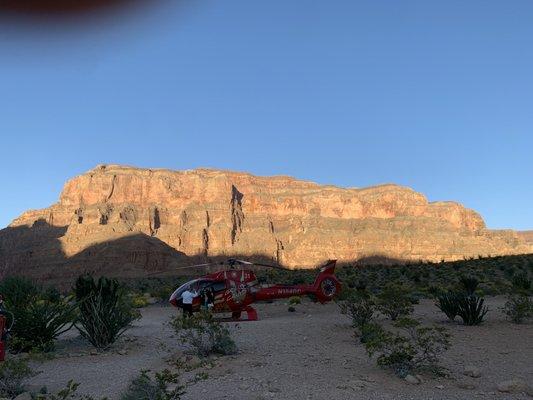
[1,165,531,282]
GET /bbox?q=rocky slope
[518,231,533,245]
[1,165,531,282]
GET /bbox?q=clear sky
[0,1,532,230]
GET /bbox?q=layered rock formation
[518,231,533,246]
[1,165,531,282]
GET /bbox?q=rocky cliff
[1,165,531,282]
[518,231,533,246]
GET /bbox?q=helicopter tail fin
[312,260,341,303]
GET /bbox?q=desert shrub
[459,276,480,295]
[359,322,382,344]
[456,294,488,325]
[0,277,76,352]
[0,358,33,397]
[364,318,451,378]
[376,285,414,321]
[170,311,237,357]
[34,380,108,400]
[501,294,533,324]
[9,298,77,352]
[121,370,184,400]
[74,274,140,349]
[130,294,149,309]
[122,276,189,303]
[511,272,531,293]
[427,285,445,298]
[435,292,460,321]
[338,289,375,332]
[287,306,296,312]
[288,296,301,305]
[0,276,40,308]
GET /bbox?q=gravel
[25,297,532,400]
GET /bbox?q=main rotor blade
[145,258,288,276]
[145,261,225,276]
[231,258,287,271]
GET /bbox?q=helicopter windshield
[169,279,223,302]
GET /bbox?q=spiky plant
[74,274,139,349]
[456,294,488,325]
[435,292,460,321]
[459,276,480,295]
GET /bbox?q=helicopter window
[195,279,215,291]
[170,280,199,301]
[207,281,226,292]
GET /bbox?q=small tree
[170,311,237,357]
[364,318,451,378]
[511,272,531,293]
[501,294,533,324]
[74,274,139,349]
[376,285,414,321]
[338,289,375,334]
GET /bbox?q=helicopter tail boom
[254,260,341,303]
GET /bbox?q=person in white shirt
[181,287,197,317]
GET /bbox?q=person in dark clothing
[206,287,215,310]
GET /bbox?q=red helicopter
[168,259,341,321]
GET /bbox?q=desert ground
[25,297,532,400]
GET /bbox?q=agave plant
[435,292,460,321]
[456,294,488,325]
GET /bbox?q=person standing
[206,287,215,310]
[181,287,197,317]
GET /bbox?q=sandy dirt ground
[26,297,532,400]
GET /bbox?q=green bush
[0,276,40,308]
[170,311,237,357]
[459,276,480,295]
[501,294,533,324]
[34,380,108,400]
[456,295,488,325]
[435,292,460,321]
[121,370,184,400]
[130,295,149,309]
[360,322,382,344]
[364,318,451,378]
[427,285,445,298]
[288,296,301,305]
[0,277,76,352]
[74,274,140,349]
[376,285,414,321]
[10,298,76,352]
[338,289,375,333]
[0,358,33,397]
[511,272,531,294]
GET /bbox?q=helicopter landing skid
[217,306,258,322]
[233,306,258,321]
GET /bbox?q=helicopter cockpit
[169,278,225,306]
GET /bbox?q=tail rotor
[312,260,341,303]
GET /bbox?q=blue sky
[0,0,532,230]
